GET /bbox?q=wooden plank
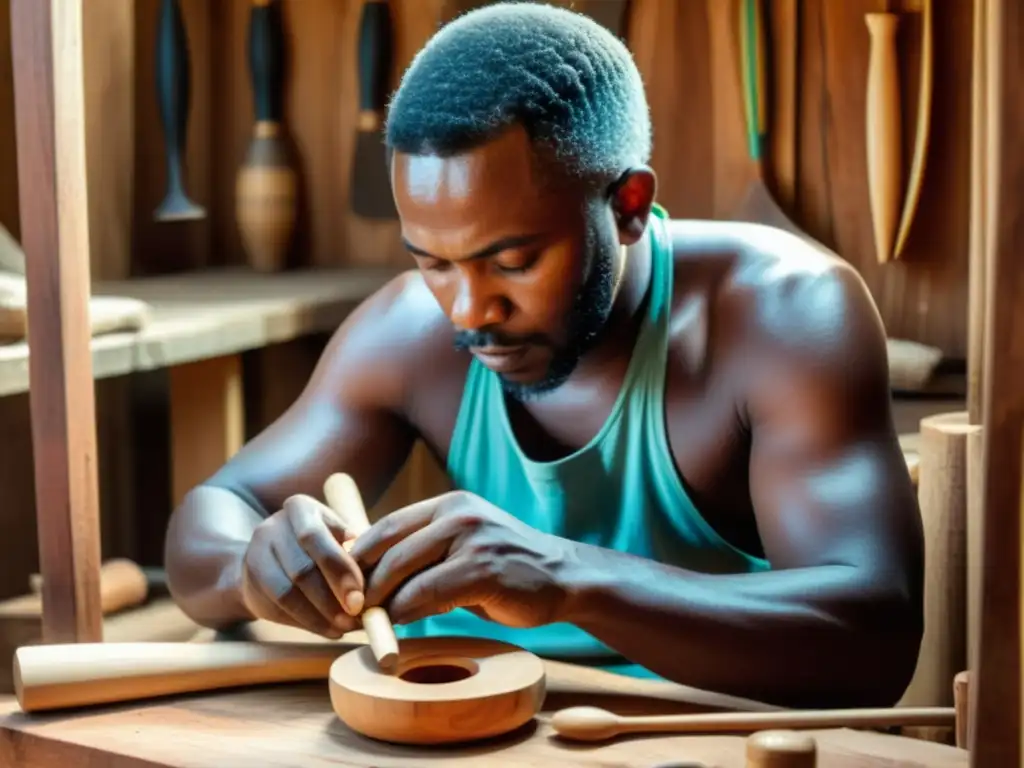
[10,0,102,643]
[971,0,1024,764]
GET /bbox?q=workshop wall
[0,0,971,599]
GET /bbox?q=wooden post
[9,0,103,643]
[971,0,1024,765]
[169,355,245,507]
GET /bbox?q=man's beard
[453,223,617,402]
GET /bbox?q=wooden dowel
[323,473,399,673]
[550,704,955,742]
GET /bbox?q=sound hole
[399,664,473,685]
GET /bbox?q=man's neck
[572,225,655,381]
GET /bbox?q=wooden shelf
[0,266,403,398]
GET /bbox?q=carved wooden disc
[329,636,546,745]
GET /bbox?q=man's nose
[450,275,509,331]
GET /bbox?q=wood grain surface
[0,684,970,768]
[9,0,104,644]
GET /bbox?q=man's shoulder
[317,269,469,407]
[666,219,888,388]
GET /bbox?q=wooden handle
[865,11,902,263]
[746,730,817,768]
[549,704,956,742]
[323,473,400,673]
[356,0,393,125]
[29,558,150,615]
[247,0,285,125]
[13,641,352,713]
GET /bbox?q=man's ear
[609,166,657,245]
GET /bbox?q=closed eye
[493,251,541,275]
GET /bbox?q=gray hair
[385,2,652,187]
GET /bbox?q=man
[165,2,923,709]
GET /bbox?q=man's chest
[408,351,762,557]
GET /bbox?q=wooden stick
[550,704,955,742]
[890,0,933,260]
[966,0,989,423]
[10,0,103,643]
[323,473,399,673]
[14,640,352,713]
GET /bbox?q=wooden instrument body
[330,636,546,745]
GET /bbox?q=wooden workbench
[0,265,402,399]
[0,684,969,768]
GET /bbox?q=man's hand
[349,491,575,628]
[240,495,366,638]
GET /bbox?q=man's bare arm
[164,275,423,630]
[558,262,924,707]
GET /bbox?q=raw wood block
[898,411,978,745]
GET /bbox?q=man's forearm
[164,484,263,629]
[557,542,921,708]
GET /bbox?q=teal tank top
[395,205,770,678]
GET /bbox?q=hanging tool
[154,0,205,221]
[864,1,902,263]
[891,0,933,259]
[235,0,298,272]
[350,0,397,220]
[731,0,817,246]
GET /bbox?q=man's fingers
[387,557,485,625]
[363,516,462,608]
[287,498,365,617]
[348,496,444,567]
[246,540,342,638]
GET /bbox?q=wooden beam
[169,354,244,507]
[10,0,102,643]
[971,0,1024,764]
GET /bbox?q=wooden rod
[323,473,399,672]
[967,0,989,423]
[550,704,955,742]
[10,0,103,643]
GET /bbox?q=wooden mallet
[322,473,399,673]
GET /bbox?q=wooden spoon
[550,704,955,742]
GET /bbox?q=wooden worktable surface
[0,685,969,768]
[0,627,970,768]
[0,266,403,397]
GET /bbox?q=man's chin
[496,357,579,402]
